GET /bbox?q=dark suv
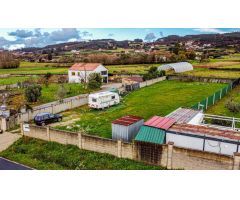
[34,112,62,126]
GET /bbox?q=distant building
[68,63,108,83]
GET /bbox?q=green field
[0,76,32,85]
[0,137,164,170]
[56,80,226,138]
[182,68,240,79]
[207,85,240,118]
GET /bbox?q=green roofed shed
[135,126,166,144]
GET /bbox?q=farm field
[56,80,226,138]
[0,76,32,85]
[207,85,240,118]
[182,68,240,79]
[8,83,93,109]
[0,137,164,170]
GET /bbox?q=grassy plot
[182,68,240,79]
[56,80,226,138]
[0,137,164,170]
[0,76,31,85]
[207,85,240,118]
[106,63,161,75]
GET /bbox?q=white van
[88,91,120,109]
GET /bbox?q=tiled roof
[144,116,176,130]
[112,115,143,126]
[166,108,201,124]
[168,123,240,140]
[69,63,102,71]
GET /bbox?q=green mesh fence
[191,81,235,111]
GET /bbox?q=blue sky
[0,28,239,50]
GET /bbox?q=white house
[68,63,108,83]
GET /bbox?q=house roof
[112,115,143,126]
[168,123,240,141]
[122,77,144,83]
[69,63,102,71]
[144,116,176,130]
[166,108,202,124]
[135,126,166,144]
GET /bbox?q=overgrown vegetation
[0,137,164,170]
[143,66,165,80]
[0,52,20,69]
[88,73,102,89]
[25,84,42,102]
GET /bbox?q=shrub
[57,84,67,102]
[88,73,102,89]
[25,84,42,102]
[225,99,240,113]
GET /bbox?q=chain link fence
[192,78,240,111]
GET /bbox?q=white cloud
[7,44,25,50]
[194,28,226,34]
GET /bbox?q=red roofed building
[68,63,108,83]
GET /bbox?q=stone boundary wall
[21,124,240,170]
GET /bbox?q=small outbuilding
[158,62,193,73]
[112,115,144,142]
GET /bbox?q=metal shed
[158,62,193,73]
[112,115,144,142]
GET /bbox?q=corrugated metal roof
[135,126,166,144]
[166,108,202,124]
[112,115,143,126]
[144,116,176,130]
[168,124,240,141]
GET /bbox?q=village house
[68,63,108,83]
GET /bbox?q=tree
[143,66,161,81]
[88,73,102,89]
[47,53,53,60]
[0,52,20,69]
[43,72,52,87]
[57,84,67,102]
[25,84,42,102]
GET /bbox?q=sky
[0,28,239,50]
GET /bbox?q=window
[111,96,115,100]
[101,71,107,75]
[72,72,75,76]
[92,98,97,102]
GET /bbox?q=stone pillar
[0,117,7,132]
[167,142,174,169]
[46,126,50,141]
[78,133,82,149]
[117,140,122,158]
[233,152,240,170]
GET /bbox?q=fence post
[233,152,240,170]
[213,93,215,105]
[220,89,222,99]
[206,97,208,110]
[117,140,122,158]
[78,133,82,149]
[167,142,174,169]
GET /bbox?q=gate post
[167,142,174,169]
[78,133,82,149]
[233,152,240,170]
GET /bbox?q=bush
[25,84,42,102]
[225,99,240,113]
[143,66,162,81]
[88,73,102,89]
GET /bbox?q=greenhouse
[158,62,193,73]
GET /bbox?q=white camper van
[88,91,120,109]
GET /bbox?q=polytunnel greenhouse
[158,62,193,73]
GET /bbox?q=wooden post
[167,142,174,169]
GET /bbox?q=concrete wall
[139,76,166,88]
[21,124,240,169]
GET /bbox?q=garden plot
[56,80,226,138]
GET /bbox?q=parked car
[34,112,62,126]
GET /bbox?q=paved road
[0,157,32,170]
